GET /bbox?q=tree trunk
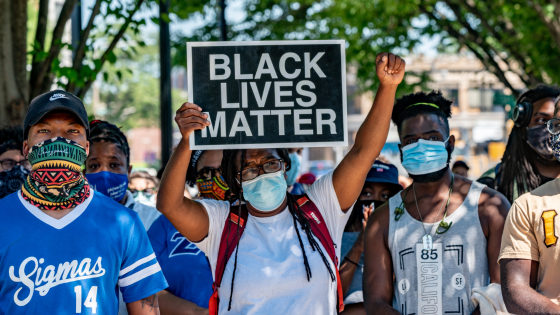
[0,0,28,126]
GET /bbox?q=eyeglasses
[0,159,31,171]
[197,167,220,180]
[547,118,560,135]
[130,188,156,198]
[237,159,284,181]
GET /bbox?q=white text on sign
[202,52,336,138]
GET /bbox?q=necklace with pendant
[413,174,454,250]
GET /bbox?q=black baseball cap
[365,160,403,191]
[23,90,89,139]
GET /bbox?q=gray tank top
[388,181,489,315]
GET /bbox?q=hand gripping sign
[187,40,348,149]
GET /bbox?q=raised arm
[333,53,405,211]
[157,103,211,242]
[363,204,400,315]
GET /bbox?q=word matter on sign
[188,40,348,149]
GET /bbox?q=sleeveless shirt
[388,181,489,315]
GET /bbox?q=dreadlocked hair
[89,120,130,164]
[220,148,335,310]
[391,90,453,137]
[497,85,560,203]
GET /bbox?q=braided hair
[186,150,204,187]
[89,120,130,165]
[497,85,560,203]
[220,149,336,310]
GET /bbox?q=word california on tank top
[388,181,489,315]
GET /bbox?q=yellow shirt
[499,178,560,304]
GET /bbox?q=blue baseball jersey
[148,215,213,307]
[0,191,168,314]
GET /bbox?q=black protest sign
[187,40,347,149]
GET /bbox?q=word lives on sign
[187,40,348,149]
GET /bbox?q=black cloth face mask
[352,200,385,217]
[527,124,557,161]
[351,199,385,214]
[0,165,29,199]
[345,199,386,232]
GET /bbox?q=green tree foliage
[27,0,155,102]
[89,42,184,131]
[171,0,560,98]
[171,0,430,96]
[90,44,160,130]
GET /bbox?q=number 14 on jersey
[74,286,98,313]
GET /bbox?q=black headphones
[512,92,533,128]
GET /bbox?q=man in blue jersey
[0,90,168,315]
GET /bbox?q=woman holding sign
[157,52,405,315]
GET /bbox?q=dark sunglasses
[197,167,221,180]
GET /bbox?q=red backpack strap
[295,195,345,313]
[208,204,249,315]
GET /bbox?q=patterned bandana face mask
[197,175,229,200]
[22,137,90,210]
[551,133,560,162]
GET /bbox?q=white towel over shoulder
[471,283,511,315]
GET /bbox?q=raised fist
[375,52,406,86]
[174,102,210,140]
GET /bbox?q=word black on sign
[187,40,348,149]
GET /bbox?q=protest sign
[187,40,347,149]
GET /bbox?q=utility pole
[160,0,173,166]
[220,0,227,41]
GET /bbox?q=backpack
[208,195,345,314]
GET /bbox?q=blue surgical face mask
[242,170,287,212]
[401,139,449,175]
[286,152,302,186]
[86,171,129,202]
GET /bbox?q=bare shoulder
[478,185,511,219]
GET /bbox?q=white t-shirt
[194,171,351,315]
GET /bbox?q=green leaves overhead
[26,0,155,99]
[171,0,560,97]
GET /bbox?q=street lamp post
[160,0,173,167]
[220,0,227,41]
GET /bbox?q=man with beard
[498,112,560,313]
[362,91,510,315]
[478,85,560,203]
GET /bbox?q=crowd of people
[1,52,560,315]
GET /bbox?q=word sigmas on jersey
[9,256,105,306]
